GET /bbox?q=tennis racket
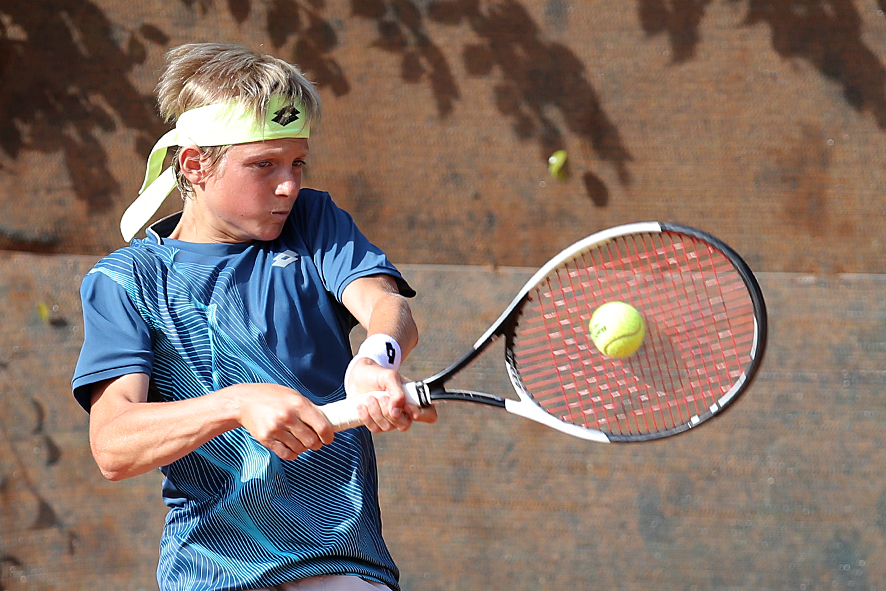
[323,222,767,443]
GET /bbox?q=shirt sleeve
[71,270,154,411]
[294,189,415,302]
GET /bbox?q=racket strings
[511,232,757,438]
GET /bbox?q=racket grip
[323,382,422,432]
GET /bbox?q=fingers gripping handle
[322,382,424,432]
[322,393,380,432]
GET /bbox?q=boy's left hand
[345,358,437,433]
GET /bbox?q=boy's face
[186,138,309,243]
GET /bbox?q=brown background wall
[2,0,885,272]
[1,1,884,590]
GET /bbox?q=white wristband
[344,334,402,395]
[355,333,402,370]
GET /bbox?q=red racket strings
[511,232,757,437]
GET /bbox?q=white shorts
[256,575,390,591]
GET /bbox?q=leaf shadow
[639,0,886,129]
[266,0,351,96]
[0,0,168,249]
[352,0,633,195]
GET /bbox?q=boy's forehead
[231,137,310,155]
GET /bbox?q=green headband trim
[120,95,311,241]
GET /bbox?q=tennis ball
[589,302,645,359]
[547,149,568,180]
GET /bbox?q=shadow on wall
[0,0,170,251]
[258,0,631,204]
[2,0,886,245]
[185,0,353,96]
[0,0,631,224]
[640,0,886,128]
[347,0,632,205]
[1,395,75,590]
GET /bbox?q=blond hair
[156,43,321,197]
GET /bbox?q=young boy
[72,42,435,591]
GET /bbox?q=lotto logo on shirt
[272,250,300,268]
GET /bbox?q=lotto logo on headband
[272,105,301,126]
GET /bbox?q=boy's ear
[178,146,207,184]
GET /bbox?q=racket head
[503,222,767,443]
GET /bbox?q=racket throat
[416,380,508,408]
[411,380,434,407]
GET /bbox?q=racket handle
[323,382,422,432]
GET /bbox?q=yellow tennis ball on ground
[589,302,646,359]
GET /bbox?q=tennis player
[71,42,435,591]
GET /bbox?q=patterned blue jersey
[72,189,412,591]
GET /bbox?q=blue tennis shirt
[72,189,413,591]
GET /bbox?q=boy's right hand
[231,383,335,460]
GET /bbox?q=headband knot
[120,95,311,241]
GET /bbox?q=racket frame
[408,221,767,443]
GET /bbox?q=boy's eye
[293,159,306,167]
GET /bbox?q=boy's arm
[88,373,334,481]
[341,274,437,432]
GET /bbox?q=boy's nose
[276,172,301,197]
